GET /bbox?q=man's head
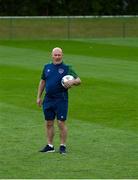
[52,47,63,65]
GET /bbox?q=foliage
[0,0,137,16]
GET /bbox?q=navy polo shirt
[41,62,78,99]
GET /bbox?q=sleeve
[41,66,46,80]
[68,65,78,79]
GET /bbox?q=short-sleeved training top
[41,62,78,99]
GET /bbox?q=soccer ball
[61,75,74,87]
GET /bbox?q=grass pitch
[0,38,138,178]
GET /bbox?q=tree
[0,0,137,16]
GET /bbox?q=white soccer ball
[61,75,74,87]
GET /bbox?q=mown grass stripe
[0,38,138,178]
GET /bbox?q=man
[36,47,81,154]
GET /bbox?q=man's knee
[57,120,66,130]
[46,120,54,128]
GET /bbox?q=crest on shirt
[47,69,50,72]
[58,68,64,74]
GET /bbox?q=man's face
[52,48,63,64]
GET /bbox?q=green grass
[0,38,138,178]
[0,17,138,39]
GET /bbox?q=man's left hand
[64,80,75,89]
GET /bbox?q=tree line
[0,0,137,16]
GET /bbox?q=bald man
[37,47,81,154]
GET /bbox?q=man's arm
[64,65,81,88]
[64,77,81,89]
[36,79,46,107]
[73,77,81,86]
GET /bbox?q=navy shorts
[43,98,68,121]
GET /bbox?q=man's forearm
[73,77,81,86]
[37,80,45,99]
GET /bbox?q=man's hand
[64,80,75,89]
[64,77,81,89]
[37,98,42,107]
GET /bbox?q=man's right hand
[37,98,42,107]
